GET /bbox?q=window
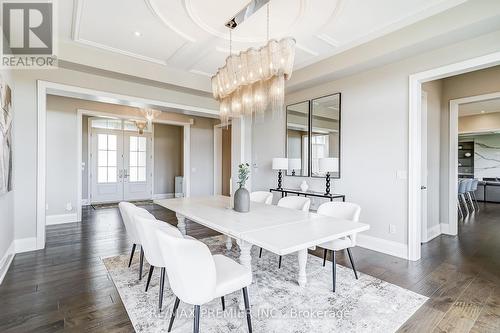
[129,136,147,182]
[91,118,122,130]
[97,134,117,183]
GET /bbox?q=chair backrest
[458,180,468,194]
[317,202,361,222]
[471,179,479,191]
[156,229,216,305]
[134,216,175,267]
[118,202,140,243]
[277,196,311,211]
[465,179,474,192]
[250,191,273,205]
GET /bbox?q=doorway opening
[214,124,232,196]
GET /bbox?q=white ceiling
[63,0,467,85]
[459,98,500,117]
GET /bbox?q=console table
[270,188,345,202]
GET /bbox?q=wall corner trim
[46,213,79,226]
[14,237,38,254]
[0,241,15,285]
[357,234,408,260]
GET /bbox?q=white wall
[12,68,217,241]
[253,29,500,255]
[190,117,217,197]
[0,67,15,280]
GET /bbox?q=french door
[90,120,152,203]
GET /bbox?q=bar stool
[470,179,480,211]
[457,179,469,218]
[464,179,475,213]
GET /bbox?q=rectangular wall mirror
[286,101,310,177]
[311,93,341,178]
[286,93,341,179]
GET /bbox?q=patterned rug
[102,236,427,332]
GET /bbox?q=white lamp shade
[318,158,339,173]
[272,158,288,170]
[288,158,301,170]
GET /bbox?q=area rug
[103,236,427,332]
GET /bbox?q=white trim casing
[0,242,15,285]
[357,234,408,260]
[152,193,175,200]
[15,238,38,254]
[46,213,79,225]
[407,51,500,261]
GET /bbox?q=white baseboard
[357,234,408,259]
[424,224,442,243]
[440,223,453,235]
[152,193,175,200]
[15,237,38,254]
[46,213,79,225]
[0,241,15,285]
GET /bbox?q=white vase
[300,180,309,192]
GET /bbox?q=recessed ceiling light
[134,31,142,37]
[481,110,485,113]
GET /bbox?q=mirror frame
[285,93,341,179]
[285,100,311,177]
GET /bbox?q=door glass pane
[98,134,107,150]
[108,151,116,167]
[98,151,107,167]
[138,151,146,167]
[129,166,137,182]
[130,136,137,151]
[130,152,138,167]
[138,167,146,182]
[98,167,107,183]
[138,137,146,151]
[107,167,117,182]
[97,134,118,183]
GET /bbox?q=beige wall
[422,80,442,233]
[153,123,183,195]
[459,112,500,133]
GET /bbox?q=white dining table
[154,195,369,287]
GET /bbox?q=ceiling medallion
[211,1,296,124]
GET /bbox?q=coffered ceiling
[61,0,467,89]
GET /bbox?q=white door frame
[448,91,500,236]
[408,51,500,261]
[420,91,428,242]
[37,80,213,250]
[213,122,232,195]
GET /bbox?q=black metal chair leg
[346,248,358,280]
[332,250,336,293]
[128,244,136,267]
[322,249,327,267]
[168,297,180,332]
[259,248,262,258]
[145,265,154,292]
[278,256,282,269]
[221,296,225,311]
[193,305,200,333]
[242,287,252,333]
[139,247,144,280]
[159,267,166,312]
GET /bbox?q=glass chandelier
[211,4,296,124]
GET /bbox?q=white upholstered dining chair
[274,196,311,268]
[134,215,181,312]
[250,191,273,205]
[156,229,253,333]
[118,202,155,280]
[317,201,361,293]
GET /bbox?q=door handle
[118,169,123,179]
[421,186,427,190]
[124,169,129,178]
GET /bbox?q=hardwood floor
[1,202,499,332]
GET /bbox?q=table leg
[225,235,233,251]
[175,213,186,235]
[297,249,308,287]
[236,239,253,271]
